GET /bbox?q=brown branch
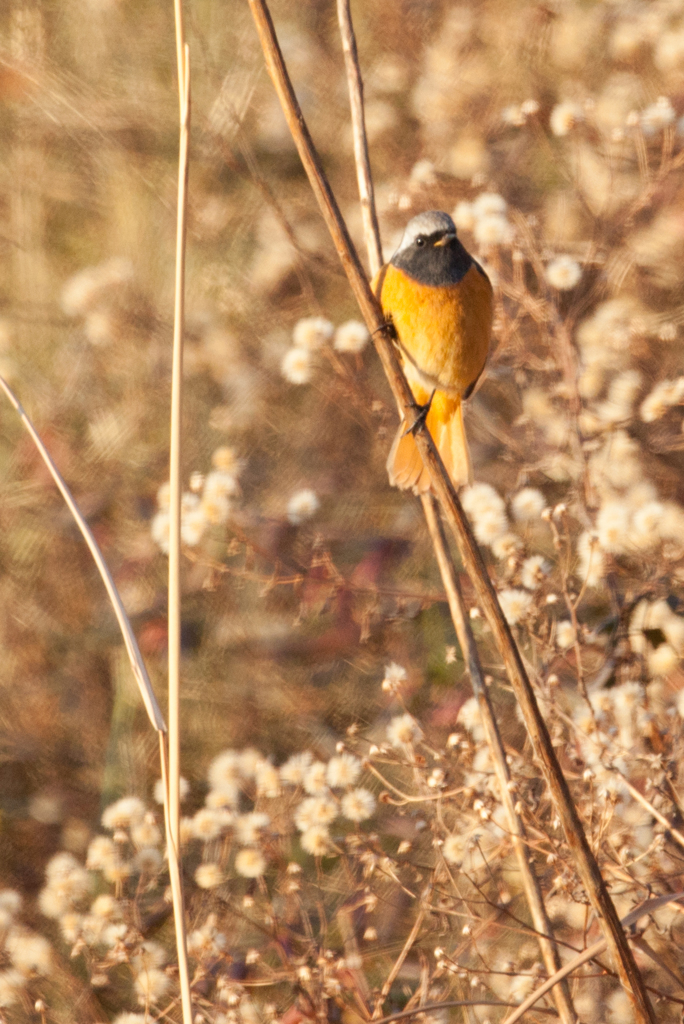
[369,1000,556,1024]
[502,892,684,1024]
[421,494,576,1024]
[336,0,383,278]
[244,1,655,1019]
[373,906,427,1018]
[334,30,573,1019]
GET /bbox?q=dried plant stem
[0,376,165,731]
[159,734,192,1017]
[246,2,654,1018]
[170,0,190,866]
[373,907,427,1017]
[371,1000,556,1024]
[336,0,382,278]
[421,495,577,1024]
[0,376,193,1016]
[336,12,574,1017]
[615,771,684,852]
[503,891,684,1024]
[169,1,192,1021]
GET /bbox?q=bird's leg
[372,316,397,342]
[402,389,436,438]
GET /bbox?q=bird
[372,210,493,493]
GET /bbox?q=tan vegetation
[2,0,684,1021]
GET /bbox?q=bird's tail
[387,390,472,493]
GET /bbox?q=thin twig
[335,28,573,1019]
[373,906,427,1017]
[244,2,655,1019]
[421,494,576,1024]
[159,734,193,1020]
[169,1,192,1021]
[0,375,165,733]
[503,891,684,1024]
[615,771,684,853]
[370,1000,556,1024]
[336,0,382,278]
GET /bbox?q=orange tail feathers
[387,391,472,493]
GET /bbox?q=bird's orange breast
[374,262,493,396]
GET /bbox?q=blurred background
[1,0,684,1017]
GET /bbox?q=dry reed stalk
[0,375,195,1018]
[373,907,427,1017]
[370,999,557,1024]
[336,0,383,278]
[159,734,193,1023]
[421,495,577,1024]
[614,771,684,852]
[336,4,575,1016]
[502,891,684,1024]
[168,1,192,1020]
[0,376,165,732]
[246,1,655,1018]
[335,6,575,1015]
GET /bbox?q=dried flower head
[294,796,337,832]
[511,488,546,522]
[292,317,334,350]
[303,761,329,795]
[341,788,376,822]
[195,863,224,889]
[556,621,576,649]
[280,751,313,786]
[386,713,423,749]
[334,320,370,353]
[281,346,312,385]
[498,588,534,626]
[300,825,331,856]
[287,488,320,524]
[234,848,266,878]
[101,797,146,831]
[235,812,270,846]
[521,555,550,590]
[326,753,362,789]
[381,661,407,692]
[545,255,582,290]
[549,101,584,136]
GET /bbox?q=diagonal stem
[0,376,165,733]
[421,494,577,1024]
[334,7,575,1017]
[335,6,576,1013]
[244,1,655,1019]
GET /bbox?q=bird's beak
[433,232,456,247]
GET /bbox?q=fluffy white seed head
[292,317,334,350]
[334,320,370,353]
[498,588,534,626]
[281,347,312,384]
[386,713,423,749]
[549,101,584,136]
[545,255,582,290]
[287,488,320,525]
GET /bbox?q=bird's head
[390,210,471,286]
[394,211,458,259]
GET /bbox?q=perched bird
[372,210,493,493]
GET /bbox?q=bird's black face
[413,229,455,251]
[391,222,473,287]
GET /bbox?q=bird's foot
[402,390,436,438]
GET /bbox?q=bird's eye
[415,235,426,247]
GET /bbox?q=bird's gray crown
[395,211,457,255]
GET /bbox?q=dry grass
[1,0,684,1021]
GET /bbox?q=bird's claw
[402,390,436,438]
